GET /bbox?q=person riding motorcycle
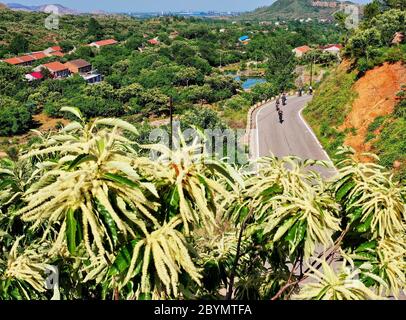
[278,108,283,124]
[281,93,287,106]
[309,86,313,95]
[275,98,281,111]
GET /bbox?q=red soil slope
[341,62,406,159]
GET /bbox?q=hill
[0,3,7,10]
[240,0,359,21]
[6,3,80,15]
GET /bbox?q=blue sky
[9,1,371,13]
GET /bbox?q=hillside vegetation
[240,0,358,21]
[304,5,406,178]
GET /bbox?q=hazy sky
[9,1,371,13]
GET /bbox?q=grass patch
[303,65,357,159]
[365,116,386,142]
[372,117,406,179]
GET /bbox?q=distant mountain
[0,2,7,9]
[239,0,361,21]
[6,3,81,15]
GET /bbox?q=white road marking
[298,106,331,161]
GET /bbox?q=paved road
[250,95,406,299]
[251,95,336,178]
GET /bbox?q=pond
[234,76,267,90]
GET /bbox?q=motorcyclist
[298,87,303,97]
[278,108,283,124]
[309,86,313,95]
[275,98,281,111]
[281,93,287,106]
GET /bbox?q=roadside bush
[0,97,34,136]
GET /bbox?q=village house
[43,46,64,57]
[65,59,92,74]
[30,52,47,60]
[238,35,250,45]
[292,45,311,58]
[35,62,71,78]
[2,55,35,66]
[89,39,118,49]
[80,72,103,84]
[25,71,44,82]
[1,45,66,67]
[148,38,160,45]
[64,59,102,84]
[320,44,343,56]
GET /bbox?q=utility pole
[169,96,173,150]
[309,54,315,87]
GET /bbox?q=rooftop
[30,52,47,60]
[320,44,343,50]
[91,39,118,47]
[29,72,43,80]
[3,57,23,65]
[42,61,69,72]
[18,55,35,62]
[49,46,62,52]
[65,59,91,69]
[295,45,311,53]
[50,51,65,57]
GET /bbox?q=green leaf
[286,220,306,255]
[61,106,83,121]
[336,180,356,202]
[205,160,244,187]
[103,173,141,190]
[239,206,249,222]
[109,239,141,276]
[96,138,106,155]
[66,208,78,255]
[260,184,283,198]
[356,214,374,233]
[349,207,363,223]
[68,154,97,170]
[138,292,152,300]
[273,216,300,242]
[355,241,377,253]
[96,200,118,248]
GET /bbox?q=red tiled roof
[3,57,23,65]
[148,39,159,45]
[50,51,65,57]
[30,52,47,60]
[30,72,43,79]
[321,44,343,50]
[50,46,62,52]
[42,61,69,72]
[295,45,311,53]
[18,55,35,62]
[92,39,118,47]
